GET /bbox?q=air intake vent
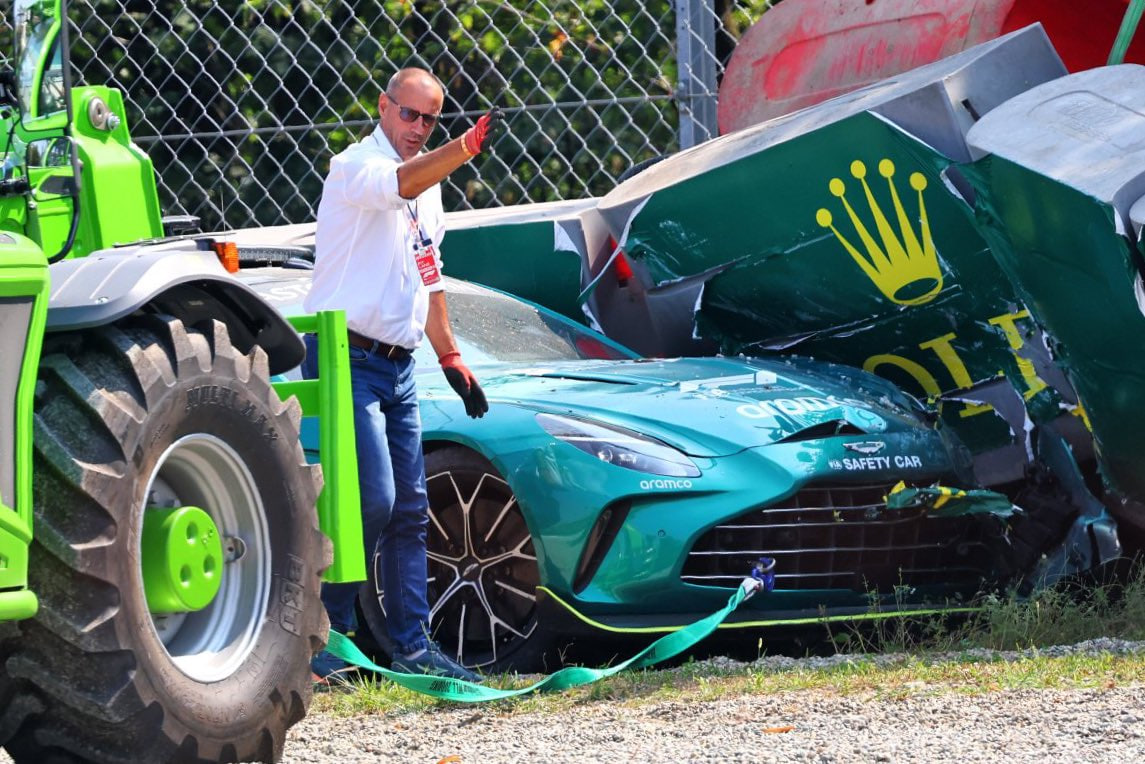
[681,483,1003,592]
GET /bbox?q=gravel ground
[280,639,1145,764]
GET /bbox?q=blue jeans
[302,334,432,655]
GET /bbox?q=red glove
[461,107,503,157]
[439,351,488,418]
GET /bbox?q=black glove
[440,352,489,418]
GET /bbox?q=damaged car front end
[398,291,1032,668]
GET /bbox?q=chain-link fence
[2,0,778,231]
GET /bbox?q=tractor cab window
[14,0,64,117]
[36,42,65,116]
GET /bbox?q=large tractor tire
[0,316,330,763]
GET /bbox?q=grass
[827,558,1145,654]
[312,561,1145,718]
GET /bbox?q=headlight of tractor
[536,413,700,477]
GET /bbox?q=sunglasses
[387,96,439,128]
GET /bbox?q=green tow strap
[1108,0,1145,65]
[325,581,757,702]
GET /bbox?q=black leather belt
[347,330,412,360]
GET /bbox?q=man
[303,67,499,683]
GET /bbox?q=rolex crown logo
[816,159,943,306]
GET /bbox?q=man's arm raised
[396,108,503,199]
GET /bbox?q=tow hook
[740,556,776,599]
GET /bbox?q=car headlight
[536,413,700,477]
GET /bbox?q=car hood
[422,356,934,457]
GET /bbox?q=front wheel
[0,317,330,763]
[359,446,554,673]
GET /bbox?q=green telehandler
[0,1,364,761]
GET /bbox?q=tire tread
[0,317,327,763]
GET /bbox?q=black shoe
[391,644,483,683]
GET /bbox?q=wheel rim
[397,467,538,669]
[142,434,270,682]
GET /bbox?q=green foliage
[962,565,1145,650]
[827,561,1145,654]
[0,1,778,228]
[50,0,701,228]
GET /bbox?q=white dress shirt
[304,126,446,350]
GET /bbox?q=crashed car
[241,265,1026,672]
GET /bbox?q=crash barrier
[324,561,776,702]
[0,1,772,232]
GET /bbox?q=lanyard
[405,201,432,251]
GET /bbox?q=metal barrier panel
[0,1,776,231]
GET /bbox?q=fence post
[675,0,719,148]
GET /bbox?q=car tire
[616,154,668,183]
[0,317,330,763]
[359,446,555,673]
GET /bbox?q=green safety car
[246,267,1018,673]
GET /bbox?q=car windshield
[414,281,637,365]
